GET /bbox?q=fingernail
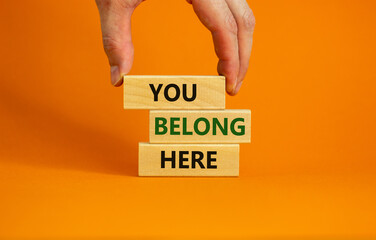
[233,81,243,95]
[226,83,236,95]
[110,66,121,86]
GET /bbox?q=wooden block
[123,75,225,109]
[138,143,239,176]
[149,110,251,143]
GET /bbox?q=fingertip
[113,78,123,87]
[223,75,237,95]
[110,65,123,86]
[226,82,236,95]
[218,62,238,95]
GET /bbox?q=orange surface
[1,0,376,239]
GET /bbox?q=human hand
[95,0,255,95]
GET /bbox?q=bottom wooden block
[138,143,239,176]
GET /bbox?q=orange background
[1,0,376,239]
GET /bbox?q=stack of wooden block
[123,76,251,176]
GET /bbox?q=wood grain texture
[123,75,225,109]
[149,110,251,143]
[138,143,239,176]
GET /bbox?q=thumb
[96,0,141,86]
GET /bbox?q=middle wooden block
[149,110,251,143]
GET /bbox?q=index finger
[189,0,240,95]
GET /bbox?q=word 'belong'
[155,117,245,136]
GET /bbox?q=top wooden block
[123,75,225,109]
